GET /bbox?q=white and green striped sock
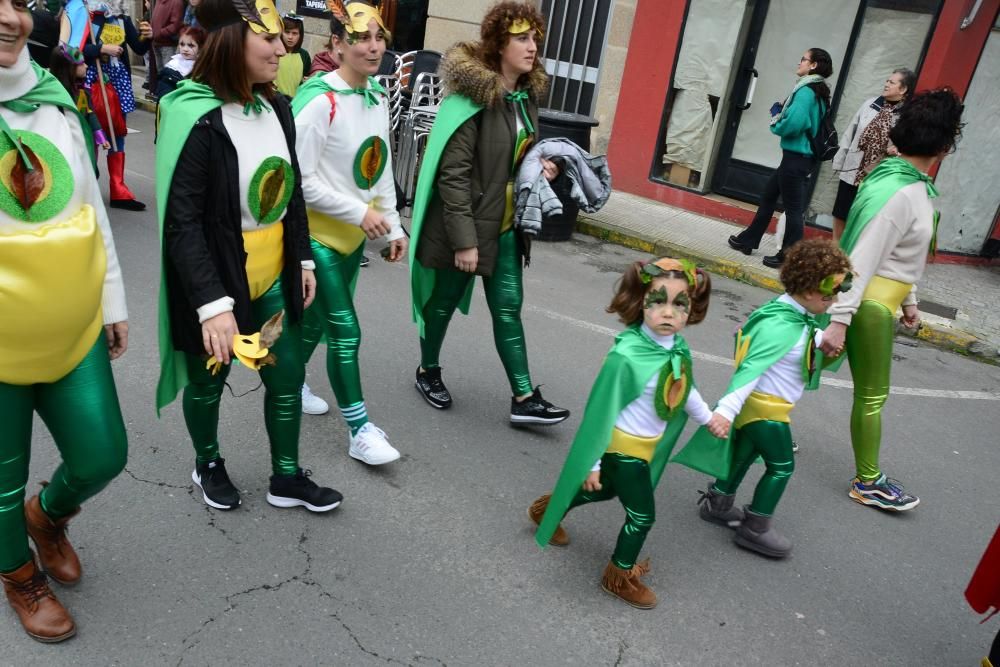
[340,402,368,436]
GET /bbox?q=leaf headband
[818,271,853,296]
[639,258,698,287]
[507,16,543,39]
[208,0,282,34]
[327,0,386,40]
[56,42,84,66]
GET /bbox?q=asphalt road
[4,111,999,666]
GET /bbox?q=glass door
[711,0,860,202]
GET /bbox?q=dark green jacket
[415,42,547,277]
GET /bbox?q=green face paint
[673,292,691,313]
[644,286,668,310]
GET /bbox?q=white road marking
[525,305,1000,401]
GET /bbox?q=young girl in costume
[275,12,310,97]
[694,239,851,558]
[154,24,204,98]
[81,0,151,210]
[530,258,727,609]
[48,41,111,155]
[0,0,129,642]
[156,0,341,512]
[818,89,965,512]
[291,0,406,465]
[409,1,569,424]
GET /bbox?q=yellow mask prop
[205,310,285,375]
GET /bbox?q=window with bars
[539,0,613,115]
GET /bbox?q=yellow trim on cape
[733,391,793,430]
[242,221,284,301]
[308,208,367,256]
[862,275,912,313]
[606,428,661,463]
[0,205,105,385]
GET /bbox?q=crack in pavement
[123,467,189,490]
[174,529,447,666]
[613,639,628,667]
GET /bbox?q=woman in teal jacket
[729,47,833,268]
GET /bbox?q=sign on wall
[296,0,329,19]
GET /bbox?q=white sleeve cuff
[301,260,316,271]
[101,282,129,325]
[197,296,235,323]
[830,313,853,326]
[590,459,602,472]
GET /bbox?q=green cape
[817,157,939,373]
[407,93,481,337]
[535,327,696,548]
[12,62,96,172]
[154,80,225,414]
[672,298,818,477]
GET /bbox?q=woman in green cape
[156,0,341,513]
[528,258,727,609]
[0,0,129,641]
[819,89,964,512]
[408,1,569,425]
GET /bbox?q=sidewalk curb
[576,215,998,365]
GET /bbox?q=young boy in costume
[693,238,851,558]
[529,258,729,609]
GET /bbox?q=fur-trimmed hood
[439,41,549,109]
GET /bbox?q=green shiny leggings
[713,420,794,517]
[420,231,533,396]
[566,454,654,570]
[0,337,127,573]
[846,299,894,481]
[301,240,365,408]
[183,277,304,476]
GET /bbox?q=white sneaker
[349,422,401,465]
[301,383,329,415]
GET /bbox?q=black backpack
[808,87,839,161]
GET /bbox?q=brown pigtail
[607,261,647,325]
[686,268,712,325]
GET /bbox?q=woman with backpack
[727,48,834,268]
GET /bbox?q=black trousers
[735,150,815,252]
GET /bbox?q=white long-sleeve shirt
[715,294,823,422]
[592,324,713,471]
[0,50,127,325]
[293,71,404,243]
[827,182,934,326]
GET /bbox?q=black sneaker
[510,386,570,425]
[266,468,342,513]
[360,254,371,268]
[192,458,241,510]
[415,366,452,409]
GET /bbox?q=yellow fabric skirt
[862,275,912,313]
[243,222,284,301]
[606,427,661,463]
[0,205,106,384]
[734,391,794,430]
[308,209,367,256]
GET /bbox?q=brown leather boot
[1,554,76,643]
[600,559,657,609]
[527,494,569,546]
[25,493,82,585]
